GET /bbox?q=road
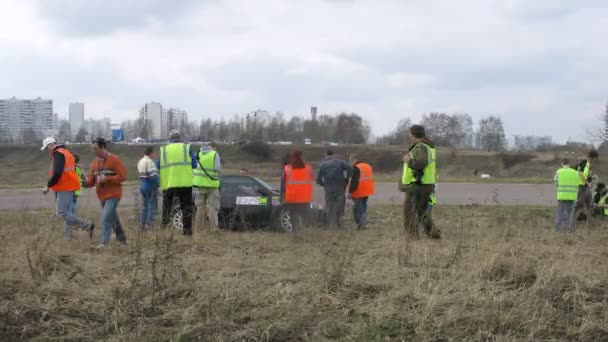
[0,183,556,211]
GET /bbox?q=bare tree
[477,116,507,151]
[586,103,608,148]
[377,118,412,145]
[20,128,38,144]
[75,127,89,143]
[57,120,71,143]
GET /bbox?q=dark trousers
[162,187,193,235]
[284,203,310,228]
[403,185,434,236]
[575,185,592,220]
[324,187,346,227]
[352,197,369,225]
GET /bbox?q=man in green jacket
[399,125,440,239]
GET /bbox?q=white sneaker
[96,244,106,249]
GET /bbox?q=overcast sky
[1,0,607,143]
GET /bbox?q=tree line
[118,110,507,150]
[120,112,372,145]
[377,113,507,151]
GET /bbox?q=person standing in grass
[84,138,127,248]
[160,130,197,236]
[348,154,374,230]
[282,150,314,229]
[137,146,159,230]
[317,150,352,227]
[399,125,440,239]
[575,149,599,221]
[193,143,222,232]
[41,137,95,240]
[592,183,608,217]
[554,159,580,232]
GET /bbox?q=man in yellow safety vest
[399,125,440,239]
[555,159,580,232]
[159,130,198,236]
[193,142,221,231]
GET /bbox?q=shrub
[371,151,403,172]
[241,141,272,161]
[498,153,535,169]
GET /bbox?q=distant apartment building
[513,135,552,151]
[252,109,270,125]
[165,108,188,136]
[139,102,163,139]
[69,102,85,138]
[311,106,318,121]
[0,97,53,142]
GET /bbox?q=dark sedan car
[172,175,323,232]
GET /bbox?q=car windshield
[253,177,276,192]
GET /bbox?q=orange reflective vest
[352,162,374,198]
[284,164,314,203]
[50,148,81,192]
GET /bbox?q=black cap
[326,150,334,156]
[94,137,107,148]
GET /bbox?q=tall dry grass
[1,205,608,341]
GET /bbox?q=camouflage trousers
[403,185,435,237]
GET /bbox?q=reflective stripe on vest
[556,167,580,201]
[193,150,220,188]
[159,143,193,190]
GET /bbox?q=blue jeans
[353,197,368,226]
[140,189,158,227]
[100,198,127,245]
[556,200,576,233]
[55,191,91,240]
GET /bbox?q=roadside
[0,182,558,210]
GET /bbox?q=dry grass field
[1,205,608,341]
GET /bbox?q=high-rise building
[252,109,270,126]
[0,97,53,143]
[166,108,188,135]
[139,102,163,139]
[311,106,318,121]
[69,102,85,138]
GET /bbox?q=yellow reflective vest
[193,150,220,188]
[401,143,437,186]
[159,143,193,190]
[556,167,580,201]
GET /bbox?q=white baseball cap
[40,137,57,151]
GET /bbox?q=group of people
[41,129,222,248]
[42,124,444,247]
[279,149,375,230]
[554,149,605,233]
[42,136,127,247]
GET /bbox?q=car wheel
[173,209,184,232]
[279,208,301,232]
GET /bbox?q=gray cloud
[32,0,204,35]
[2,0,607,143]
